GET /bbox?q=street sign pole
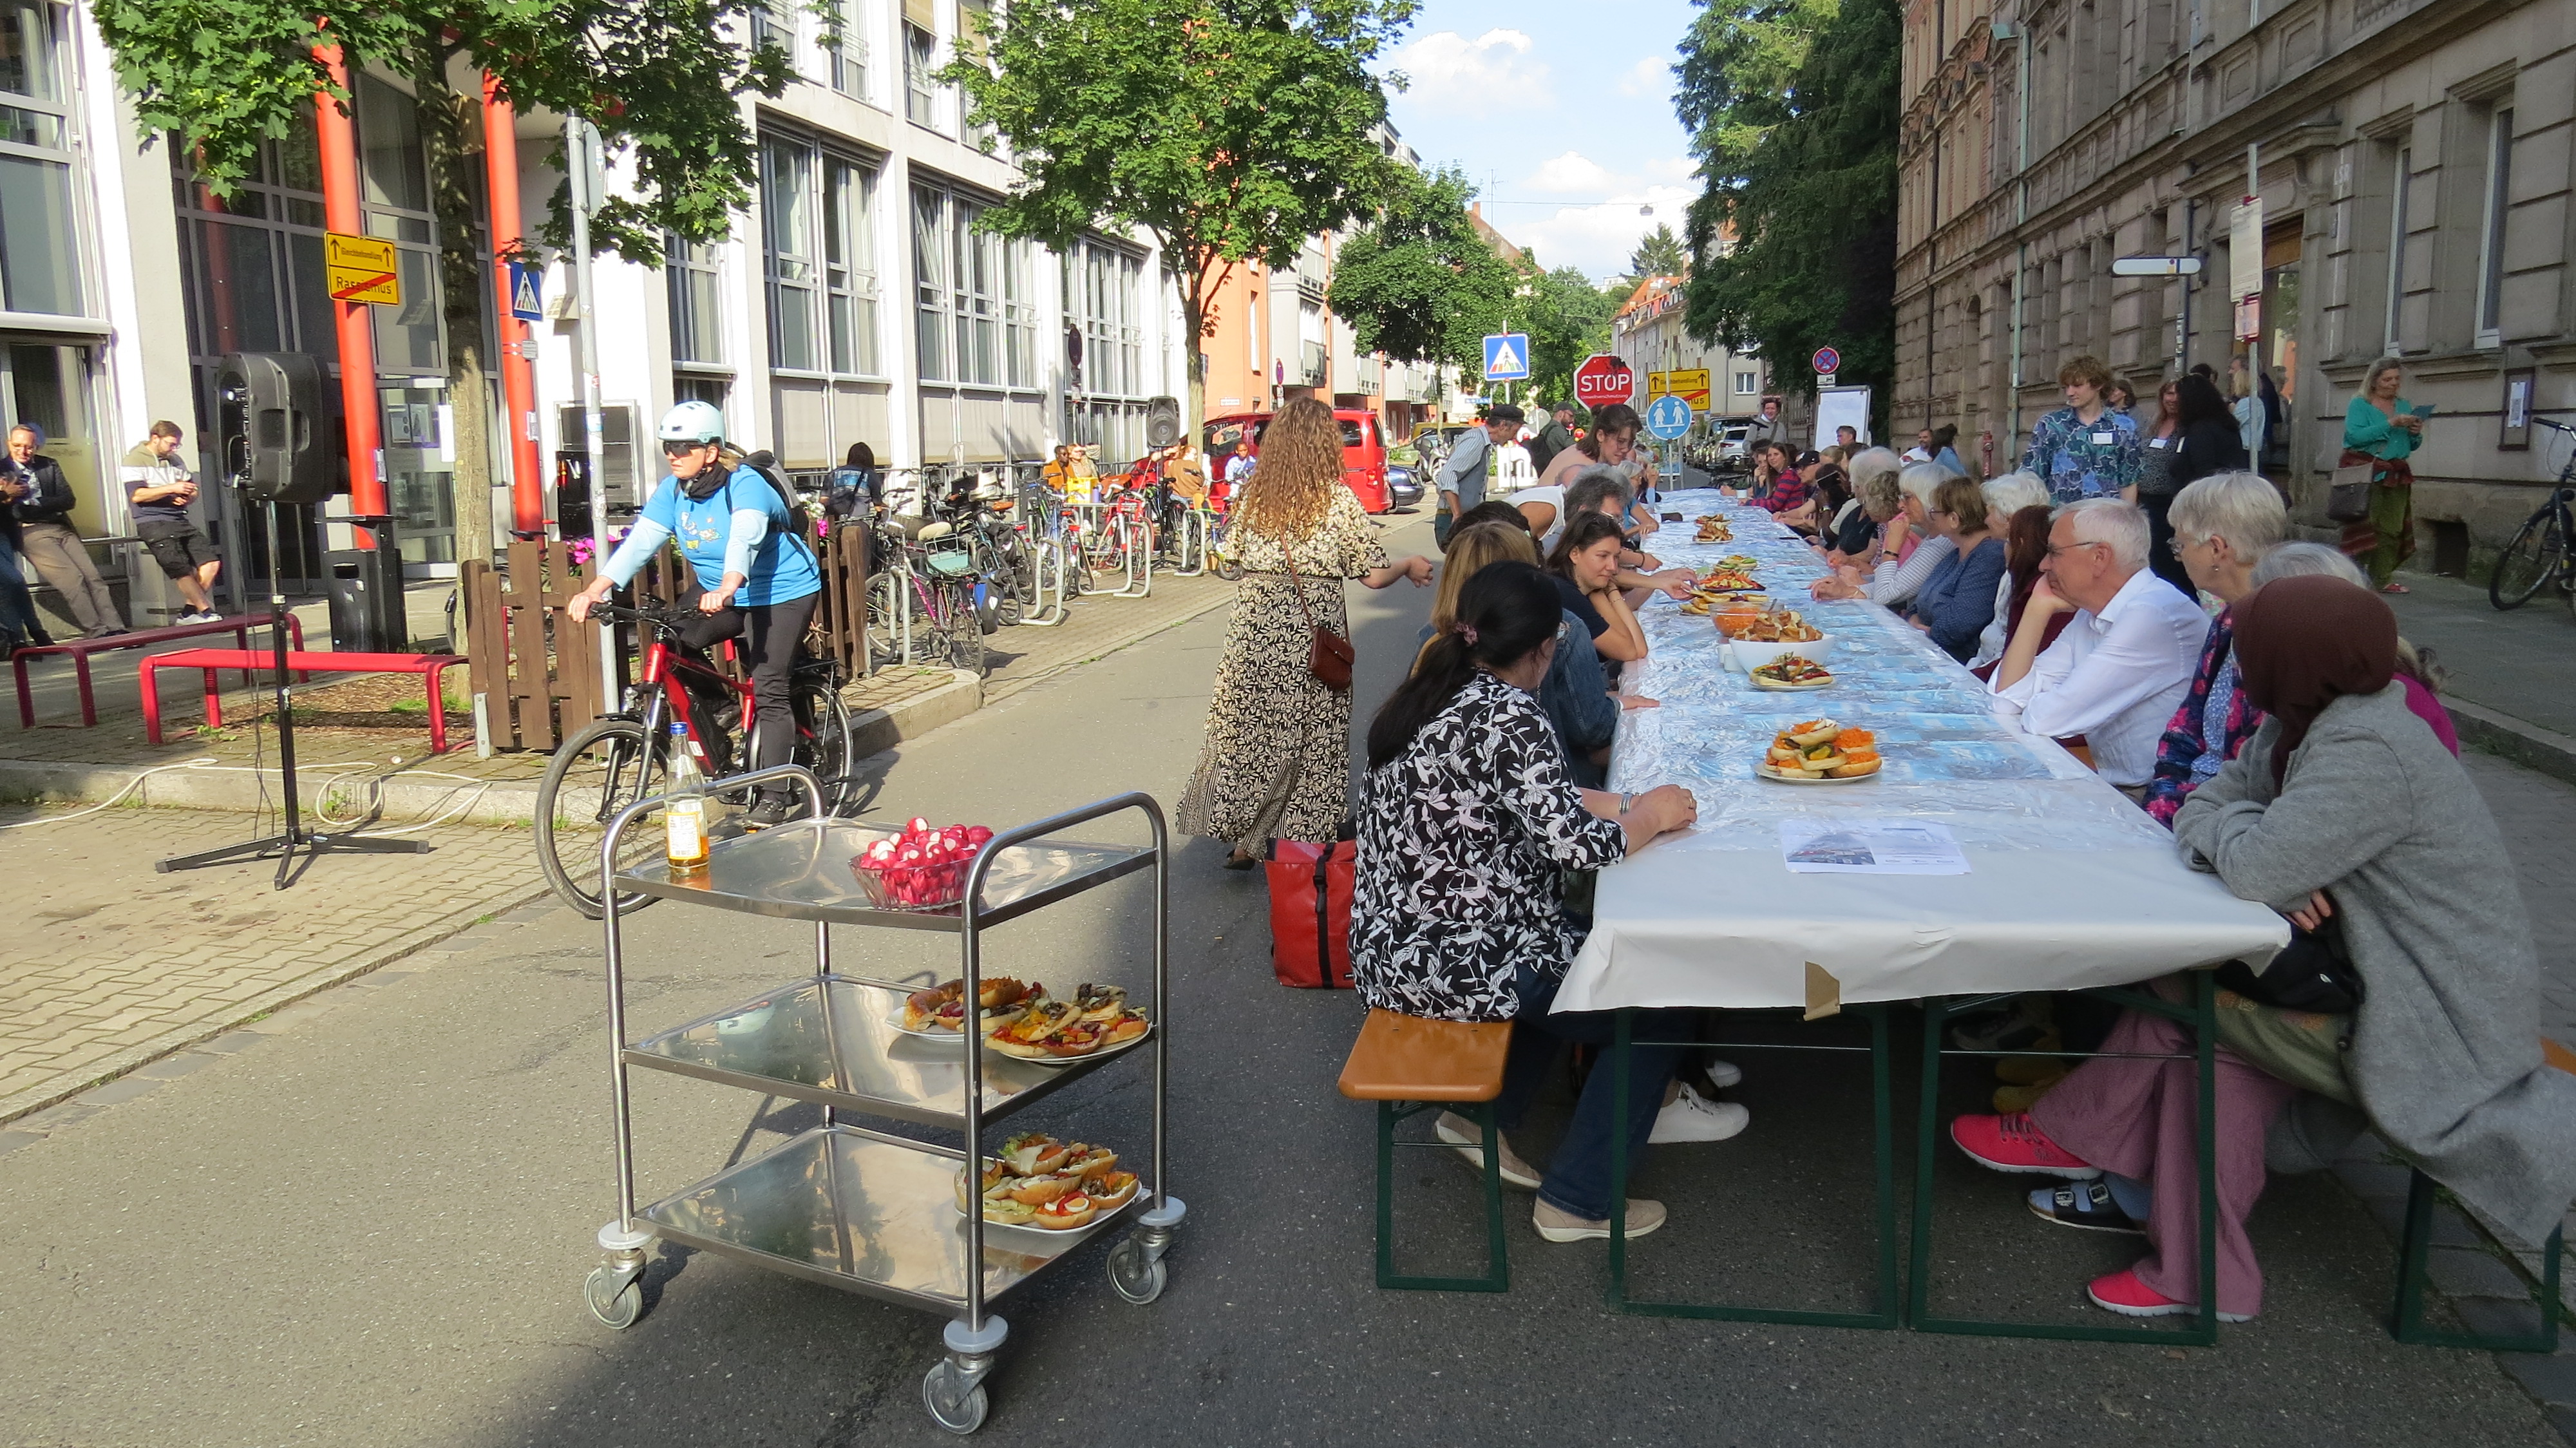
[567,117,615,707]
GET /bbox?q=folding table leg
[2391,1167,2564,1351]
[1606,1007,1899,1327]
[1908,976,2222,1344]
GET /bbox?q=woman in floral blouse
[2140,473,2284,825]
[1353,560,1734,1244]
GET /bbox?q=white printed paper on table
[1778,818,1969,875]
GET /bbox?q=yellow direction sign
[1645,370,1667,399]
[326,232,401,306]
[1664,368,1712,411]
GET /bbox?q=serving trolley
[581,769,1181,1434]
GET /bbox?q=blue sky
[1379,0,1703,283]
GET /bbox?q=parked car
[1201,408,1396,514]
[1713,416,1756,473]
[1387,464,1423,511]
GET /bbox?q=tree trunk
[412,50,496,574]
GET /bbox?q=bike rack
[1018,538,1071,626]
[1102,512,1153,597]
[1166,509,1210,577]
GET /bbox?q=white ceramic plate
[883,1010,975,1041]
[1755,762,1882,785]
[891,1011,1153,1067]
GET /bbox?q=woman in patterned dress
[1177,399,1434,867]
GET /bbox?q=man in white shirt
[1988,497,2208,792]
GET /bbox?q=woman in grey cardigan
[1949,575,2576,1320]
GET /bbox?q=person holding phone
[2340,358,2426,593]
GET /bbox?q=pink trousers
[2030,1008,2300,1318]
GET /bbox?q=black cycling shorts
[137,520,218,578]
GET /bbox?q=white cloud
[1527,151,1616,195]
[1390,30,1551,118]
[1503,182,1698,282]
[1615,57,1671,99]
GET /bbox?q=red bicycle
[533,600,857,917]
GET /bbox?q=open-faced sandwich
[901,976,1034,1033]
[1759,718,1882,778]
[958,1132,1138,1230]
[1750,653,1833,688]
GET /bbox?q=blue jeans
[1497,962,1688,1221]
[0,537,43,644]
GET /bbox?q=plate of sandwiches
[889,980,1150,1064]
[1748,653,1835,690]
[954,1132,1144,1234]
[1756,719,1884,781]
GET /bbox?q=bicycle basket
[925,549,978,578]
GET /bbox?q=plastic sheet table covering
[1554,491,2286,1014]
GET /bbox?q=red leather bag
[1265,838,1356,988]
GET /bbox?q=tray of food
[955,1132,1144,1234]
[1695,517,1734,543]
[889,979,1151,1065]
[1749,653,1835,690]
[1757,719,1883,781]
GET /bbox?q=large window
[2474,106,2513,348]
[764,135,883,377]
[667,233,724,366]
[0,0,77,316]
[2382,145,2411,356]
[905,23,939,127]
[1065,238,1145,399]
[913,182,1033,387]
[831,0,871,99]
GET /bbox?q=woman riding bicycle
[567,400,824,828]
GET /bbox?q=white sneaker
[1434,1110,1542,1190]
[1650,1081,1749,1143]
[1703,1058,1743,1091]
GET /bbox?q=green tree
[947,0,1413,432]
[1678,0,1897,423]
[92,1,789,564]
[1325,169,1520,379]
[1674,0,1838,184]
[1516,265,1616,408]
[1627,224,1689,280]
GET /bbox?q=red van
[1202,408,1394,514]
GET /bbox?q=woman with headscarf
[1947,576,2576,1322]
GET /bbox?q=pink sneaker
[1949,1112,2101,1178]
[2087,1267,2253,1322]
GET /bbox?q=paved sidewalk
[2383,571,2576,777]
[0,804,551,1125]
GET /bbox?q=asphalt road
[0,512,2556,1447]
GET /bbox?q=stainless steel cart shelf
[621,815,1155,931]
[581,774,1180,1436]
[642,1124,1113,1311]
[625,973,1151,1129]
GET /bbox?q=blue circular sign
[1644,394,1693,441]
[1811,346,1841,376]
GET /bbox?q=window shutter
[902,0,935,32]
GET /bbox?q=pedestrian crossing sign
[1482,332,1531,382]
[509,262,544,322]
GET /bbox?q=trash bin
[327,517,408,653]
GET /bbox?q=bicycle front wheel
[791,672,858,813]
[2490,507,2567,610]
[533,719,664,920]
[945,584,988,678]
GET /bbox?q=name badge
[2148,437,2170,448]
[2091,431,2116,445]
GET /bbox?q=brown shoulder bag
[1280,548,1354,692]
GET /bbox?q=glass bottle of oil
[665,724,710,875]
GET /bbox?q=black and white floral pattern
[1351,673,1629,1021]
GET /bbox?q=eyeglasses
[2043,540,2107,558]
[2166,536,2215,558]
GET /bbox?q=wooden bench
[1338,1007,1515,1292]
[2389,1035,2573,1352]
[140,649,465,753]
[13,614,305,729]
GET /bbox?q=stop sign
[1573,354,1636,410]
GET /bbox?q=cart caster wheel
[923,1361,989,1434]
[585,1266,645,1329]
[1106,1237,1167,1305]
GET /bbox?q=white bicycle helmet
[656,399,726,445]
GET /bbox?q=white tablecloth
[1554,491,2286,1014]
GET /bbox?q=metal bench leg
[14,653,31,727]
[2392,1167,2564,1351]
[1374,1100,1508,1293]
[142,663,165,744]
[75,653,95,727]
[424,665,451,754]
[202,668,224,730]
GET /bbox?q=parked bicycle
[863,500,991,677]
[534,600,857,918]
[2489,415,2576,613]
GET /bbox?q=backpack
[734,449,813,537]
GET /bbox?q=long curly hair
[1232,398,1344,540]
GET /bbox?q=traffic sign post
[1482,332,1531,382]
[1644,394,1692,441]
[1810,345,1841,378]
[1573,354,1636,412]
[325,232,400,307]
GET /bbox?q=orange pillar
[312,43,387,535]
[482,74,545,537]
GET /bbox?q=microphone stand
[156,498,431,888]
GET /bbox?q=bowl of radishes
[849,817,997,911]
